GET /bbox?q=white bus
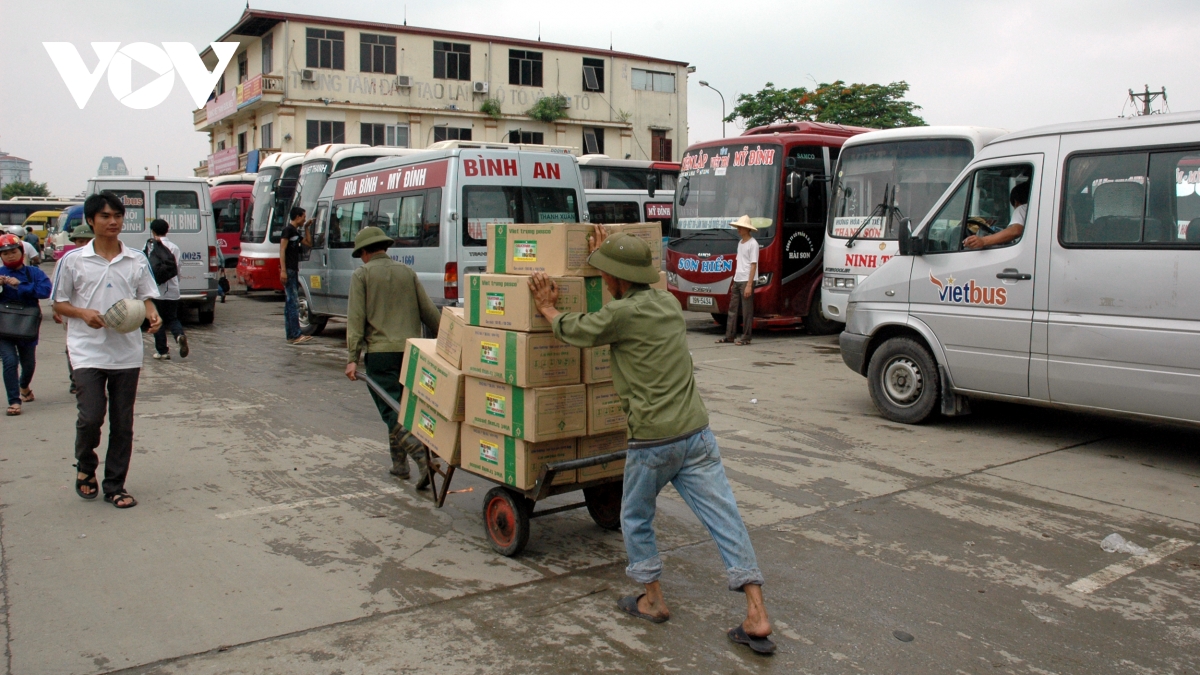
[821,127,1007,327]
[578,156,679,240]
[237,152,302,291]
[297,141,586,334]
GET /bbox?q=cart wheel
[583,482,623,531]
[483,487,531,556]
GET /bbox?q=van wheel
[198,307,215,325]
[297,295,326,336]
[867,337,939,424]
[805,300,843,335]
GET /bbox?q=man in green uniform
[344,226,441,488]
[528,231,775,655]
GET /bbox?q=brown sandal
[5,403,19,416]
[19,388,34,403]
[715,338,735,344]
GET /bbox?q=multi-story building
[0,151,32,191]
[193,9,689,176]
[97,156,129,176]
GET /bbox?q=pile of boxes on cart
[396,222,668,491]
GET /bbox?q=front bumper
[839,331,870,375]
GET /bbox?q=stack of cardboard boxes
[414,222,662,492]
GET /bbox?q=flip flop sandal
[104,492,138,509]
[20,389,34,402]
[715,338,735,344]
[735,339,752,346]
[5,404,20,416]
[727,625,776,655]
[617,595,669,624]
[75,471,99,500]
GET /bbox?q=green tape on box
[403,343,419,389]
[493,225,507,273]
[401,390,419,428]
[468,276,481,325]
[504,435,516,485]
[504,331,518,385]
[511,386,525,439]
[584,277,603,312]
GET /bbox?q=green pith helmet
[587,233,659,284]
[70,225,95,242]
[352,226,394,259]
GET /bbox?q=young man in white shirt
[145,218,188,360]
[717,215,760,346]
[52,192,161,509]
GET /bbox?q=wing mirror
[646,172,660,199]
[897,218,923,256]
[678,176,690,206]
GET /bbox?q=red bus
[666,122,869,333]
[209,174,255,267]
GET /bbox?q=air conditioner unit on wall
[396,75,413,88]
[473,81,489,94]
[559,96,571,108]
[300,69,315,82]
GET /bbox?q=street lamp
[426,122,449,147]
[699,80,725,138]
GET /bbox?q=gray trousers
[725,281,754,341]
[73,368,140,495]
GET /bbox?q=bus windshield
[293,160,333,222]
[244,168,281,243]
[829,138,973,240]
[461,186,579,247]
[674,144,780,241]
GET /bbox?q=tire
[297,295,326,336]
[583,482,623,531]
[482,487,531,556]
[866,337,939,424]
[197,305,215,325]
[805,299,843,335]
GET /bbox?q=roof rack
[427,140,576,155]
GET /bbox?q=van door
[910,156,1043,397]
[326,198,371,316]
[376,187,445,301]
[152,186,207,297]
[303,200,331,314]
[1048,147,1200,422]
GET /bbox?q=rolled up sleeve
[552,305,623,348]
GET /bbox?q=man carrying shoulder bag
[144,219,187,360]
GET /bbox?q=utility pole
[1129,85,1167,116]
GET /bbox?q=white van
[840,111,1200,426]
[87,177,220,323]
[296,141,586,334]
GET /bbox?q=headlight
[754,272,771,288]
[845,301,857,326]
[824,275,856,289]
[666,271,679,286]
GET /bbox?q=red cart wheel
[483,487,531,556]
[583,482,623,531]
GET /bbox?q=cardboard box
[463,326,580,387]
[464,377,587,442]
[486,223,661,277]
[602,270,669,304]
[460,425,578,489]
[581,345,612,383]
[435,306,467,369]
[401,338,466,421]
[465,274,603,332]
[399,389,461,465]
[586,382,628,435]
[578,432,627,482]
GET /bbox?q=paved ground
[1,289,1197,675]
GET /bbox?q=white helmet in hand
[103,298,146,334]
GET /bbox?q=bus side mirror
[678,177,690,206]
[646,172,659,199]
[786,171,802,202]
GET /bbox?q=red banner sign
[208,147,240,177]
[237,75,262,108]
[335,159,449,199]
[645,202,672,219]
[206,91,236,124]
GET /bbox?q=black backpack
[145,239,179,285]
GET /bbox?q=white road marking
[1066,538,1194,594]
[216,486,402,520]
[140,404,263,418]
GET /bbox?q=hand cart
[362,373,626,557]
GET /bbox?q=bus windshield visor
[461,186,579,247]
[675,144,780,240]
[243,169,280,243]
[829,138,974,240]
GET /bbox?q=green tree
[726,80,925,130]
[2,181,51,200]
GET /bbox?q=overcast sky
[2,0,1196,195]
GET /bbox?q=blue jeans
[0,338,37,405]
[622,427,764,591]
[283,269,301,340]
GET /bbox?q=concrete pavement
[0,293,1196,674]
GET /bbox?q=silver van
[840,112,1200,425]
[87,177,220,323]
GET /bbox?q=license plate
[688,295,714,308]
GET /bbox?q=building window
[651,130,672,161]
[632,68,675,93]
[215,74,225,96]
[237,132,247,154]
[508,130,544,145]
[583,127,604,155]
[307,120,345,149]
[433,127,472,142]
[583,57,604,93]
[508,49,543,87]
[360,33,396,74]
[237,51,248,83]
[361,123,385,146]
[261,34,273,74]
[434,42,471,81]
[217,140,226,151]
[386,124,409,147]
[306,28,345,70]
[261,122,273,149]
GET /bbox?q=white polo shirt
[52,241,160,370]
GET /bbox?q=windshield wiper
[669,227,740,246]
[846,184,904,249]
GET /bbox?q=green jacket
[346,256,441,363]
[552,285,708,440]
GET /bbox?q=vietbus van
[239,153,302,291]
[667,122,870,333]
[209,173,255,267]
[296,141,586,334]
[579,155,679,255]
[841,111,1200,426]
[85,176,220,323]
[821,126,1006,328]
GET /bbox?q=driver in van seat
[964,182,1030,250]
